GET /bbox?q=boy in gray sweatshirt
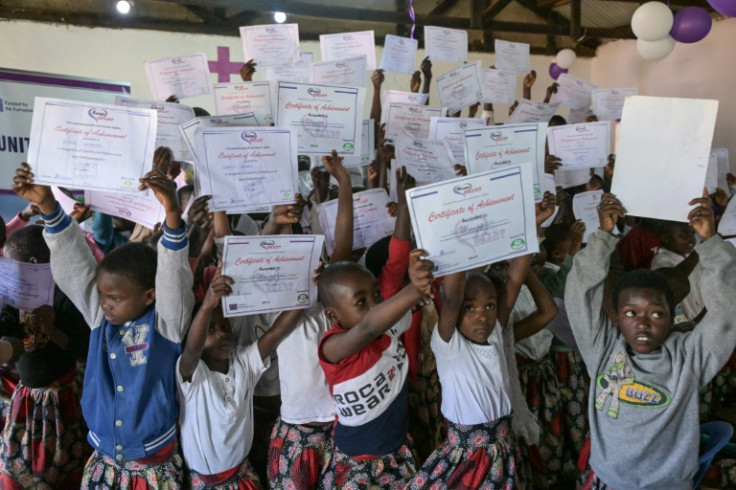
[565,191,736,490]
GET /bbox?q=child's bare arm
[523,71,536,100]
[498,253,533,328]
[437,271,466,342]
[257,309,303,360]
[324,150,354,262]
[371,69,384,127]
[513,271,558,341]
[392,166,415,242]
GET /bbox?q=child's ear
[324,307,338,324]
[144,288,155,306]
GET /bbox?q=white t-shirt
[234,314,280,397]
[176,343,269,475]
[513,284,554,360]
[431,322,513,425]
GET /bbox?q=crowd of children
[0,49,734,490]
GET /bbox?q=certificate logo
[307,87,327,98]
[408,95,422,104]
[335,61,348,69]
[489,131,508,142]
[241,131,262,143]
[115,206,132,218]
[265,26,277,34]
[453,183,481,197]
[150,104,165,112]
[459,121,467,129]
[297,293,309,304]
[88,108,113,122]
[343,142,354,151]
[575,126,589,133]
[408,107,422,114]
[171,57,185,64]
[510,238,526,250]
[342,34,354,41]
[260,239,282,250]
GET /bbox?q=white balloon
[631,2,674,41]
[555,49,577,69]
[636,35,676,60]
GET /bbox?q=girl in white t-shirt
[176,265,302,489]
[406,256,557,489]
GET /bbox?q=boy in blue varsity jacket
[12,162,194,489]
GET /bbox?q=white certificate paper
[318,188,395,254]
[28,97,157,193]
[396,131,457,185]
[435,61,484,115]
[275,82,365,155]
[115,96,195,161]
[145,53,212,100]
[572,190,603,242]
[221,234,324,316]
[85,189,166,230]
[343,119,375,168]
[380,35,418,75]
[554,168,590,189]
[718,195,736,236]
[213,82,273,123]
[320,31,376,70]
[380,90,429,124]
[464,123,547,201]
[180,113,260,165]
[610,96,719,221]
[592,88,638,121]
[198,127,298,212]
[494,40,531,74]
[482,69,516,104]
[0,257,55,311]
[550,74,597,110]
[710,148,730,191]
[265,52,313,83]
[406,165,538,276]
[309,56,367,88]
[546,121,611,169]
[384,103,446,143]
[424,26,468,63]
[507,99,561,124]
[239,24,300,66]
[429,117,486,165]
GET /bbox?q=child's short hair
[542,223,573,256]
[4,225,49,263]
[364,235,391,279]
[549,115,568,126]
[318,261,373,308]
[99,242,157,291]
[612,269,676,319]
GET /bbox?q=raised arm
[257,309,303,360]
[323,150,354,262]
[420,57,432,102]
[513,271,558,341]
[371,69,385,137]
[437,271,466,342]
[523,71,536,101]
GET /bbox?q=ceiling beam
[482,0,514,25]
[570,0,581,39]
[428,0,460,15]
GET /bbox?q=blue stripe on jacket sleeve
[160,222,188,251]
[42,202,72,234]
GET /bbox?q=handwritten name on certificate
[0,257,55,311]
[265,52,313,83]
[318,189,395,254]
[429,117,486,166]
[384,103,446,143]
[115,96,194,161]
[28,97,156,193]
[424,26,468,63]
[396,132,456,185]
[213,82,273,123]
[592,88,637,121]
[320,31,376,70]
[507,99,561,124]
[380,34,418,75]
[145,53,212,100]
[550,74,597,110]
[309,56,367,88]
[85,189,166,230]
[546,121,611,169]
[494,40,531,74]
[482,69,516,104]
[276,82,364,155]
[221,235,324,317]
[464,123,547,201]
[435,61,484,115]
[406,166,538,276]
[199,127,298,212]
[240,24,300,66]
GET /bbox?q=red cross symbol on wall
[208,46,242,83]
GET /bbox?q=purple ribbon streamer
[409,0,416,39]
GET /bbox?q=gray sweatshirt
[565,229,736,490]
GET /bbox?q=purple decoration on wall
[208,46,243,83]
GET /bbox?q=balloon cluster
[549,48,576,80]
[631,1,713,60]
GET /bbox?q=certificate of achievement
[424,26,468,63]
[406,165,538,276]
[507,99,561,124]
[275,82,365,155]
[265,52,313,83]
[213,82,273,123]
[198,127,298,212]
[396,131,457,185]
[115,96,195,161]
[718,195,736,236]
[145,53,212,100]
[494,40,531,74]
[28,97,157,193]
[384,103,446,143]
[343,119,374,168]
[435,61,484,115]
[85,189,166,230]
[540,173,559,227]
[592,88,637,120]
[429,117,486,165]
[380,35,418,75]
[0,257,55,311]
[572,190,603,242]
[239,24,300,66]
[309,56,367,88]
[318,188,395,254]
[554,168,590,189]
[320,31,376,70]
[380,90,429,124]
[550,74,597,110]
[221,234,324,316]
[464,122,547,201]
[547,121,611,169]
[482,69,516,104]
[180,112,260,164]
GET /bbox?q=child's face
[489,261,509,283]
[203,307,235,363]
[458,276,498,344]
[616,287,672,354]
[97,271,155,326]
[531,249,546,277]
[550,237,572,263]
[664,224,695,256]
[325,270,383,329]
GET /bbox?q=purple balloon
[549,62,568,80]
[707,0,736,17]
[670,7,712,43]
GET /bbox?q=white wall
[591,18,736,169]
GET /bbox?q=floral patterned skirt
[321,438,417,489]
[267,417,332,490]
[187,457,261,490]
